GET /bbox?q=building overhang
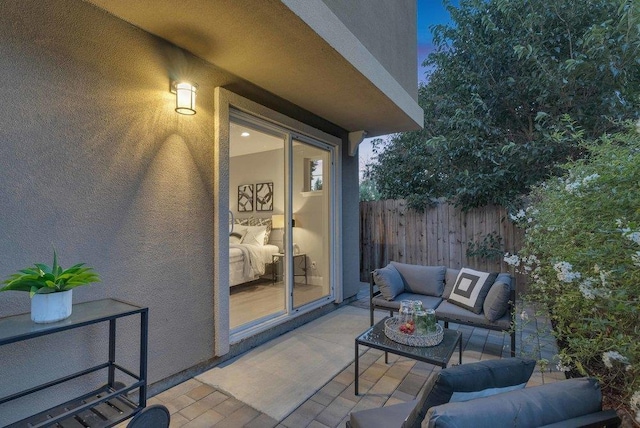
[86,0,423,138]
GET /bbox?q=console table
[272,253,307,284]
[0,299,148,427]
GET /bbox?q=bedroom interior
[228,117,333,332]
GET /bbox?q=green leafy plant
[509,122,640,421]
[1,251,100,297]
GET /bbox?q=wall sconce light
[171,80,198,115]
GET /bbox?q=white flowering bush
[512,123,640,422]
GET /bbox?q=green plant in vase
[1,250,101,323]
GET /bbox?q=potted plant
[1,251,100,323]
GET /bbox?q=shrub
[507,121,640,422]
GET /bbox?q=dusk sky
[359,0,456,174]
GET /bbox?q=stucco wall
[0,0,356,424]
[321,0,418,100]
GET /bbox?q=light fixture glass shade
[174,82,197,115]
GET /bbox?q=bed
[229,218,280,286]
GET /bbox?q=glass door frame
[213,88,342,354]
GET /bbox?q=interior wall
[230,149,284,224]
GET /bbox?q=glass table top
[357,317,461,365]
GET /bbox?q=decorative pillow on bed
[240,225,268,247]
[229,230,246,244]
[235,217,272,245]
[448,268,498,314]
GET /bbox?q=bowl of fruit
[384,316,443,347]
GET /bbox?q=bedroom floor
[230,279,326,329]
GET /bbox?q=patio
[131,284,562,428]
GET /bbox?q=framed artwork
[255,182,274,211]
[238,184,254,212]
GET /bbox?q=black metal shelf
[0,299,148,428]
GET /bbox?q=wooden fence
[359,200,525,284]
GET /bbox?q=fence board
[360,200,525,285]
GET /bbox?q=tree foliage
[367,0,640,210]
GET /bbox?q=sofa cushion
[443,268,460,299]
[391,262,446,297]
[424,377,602,428]
[403,358,535,428]
[435,300,511,330]
[483,277,512,322]
[372,294,443,311]
[350,400,417,428]
[448,268,497,314]
[373,264,405,301]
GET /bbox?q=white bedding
[229,243,279,286]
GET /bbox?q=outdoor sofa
[370,261,516,356]
[347,358,621,428]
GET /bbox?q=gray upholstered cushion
[391,262,446,297]
[403,358,535,428]
[435,300,511,330]
[443,268,460,299]
[350,400,417,428]
[424,377,603,428]
[373,264,405,301]
[372,294,443,311]
[448,268,498,314]
[483,278,512,322]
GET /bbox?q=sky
[359,0,456,176]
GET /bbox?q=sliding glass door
[292,138,332,309]
[228,111,334,336]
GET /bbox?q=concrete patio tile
[179,399,215,421]
[196,390,230,409]
[281,399,325,427]
[213,396,245,416]
[164,394,196,414]
[360,362,389,383]
[168,412,190,428]
[368,374,402,395]
[333,369,355,386]
[214,405,260,427]
[315,396,357,427]
[244,412,279,428]
[307,421,331,428]
[389,389,415,403]
[181,409,224,428]
[396,373,427,396]
[156,378,202,402]
[186,383,216,401]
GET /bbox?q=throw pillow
[448,268,497,314]
[443,268,460,299]
[373,264,405,301]
[402,358,536,428]
[229,230,246,244]
[235,217,272,245]
[390,262,446,297]
[483,275,512,322]
[241,225,267,247]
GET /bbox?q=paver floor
[125,287,561,428]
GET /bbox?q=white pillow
[241,225,267,246]
[229,229,246,244]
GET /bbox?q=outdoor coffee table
[354,317,462,395]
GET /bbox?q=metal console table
[0,299,148,428]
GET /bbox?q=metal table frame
[354,317,462,395]
[0,298,148,427]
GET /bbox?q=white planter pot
[31,290,73,323]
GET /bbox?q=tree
[368,0,640,210]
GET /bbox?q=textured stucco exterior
[320,0,418,100]
[0,0,416,424]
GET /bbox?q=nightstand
[272,253,307,283]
